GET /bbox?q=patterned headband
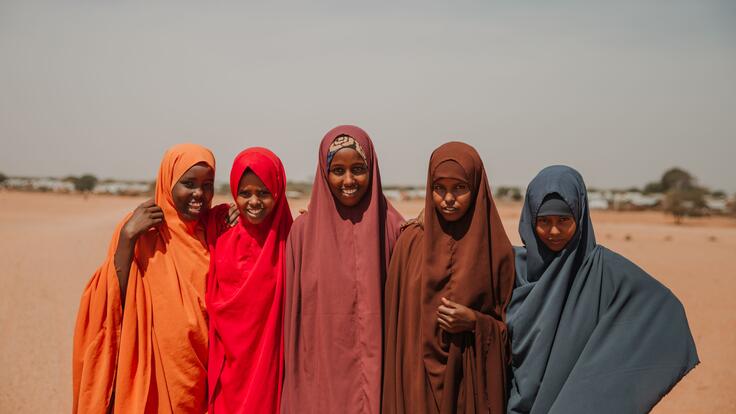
[326,135,367,167]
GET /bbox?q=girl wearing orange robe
[72,144,229,413]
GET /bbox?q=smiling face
[432,177,473,222]
[236,170,276,224]
[171,162,215,221]
[327,147,370,207]
[535,215,577,252]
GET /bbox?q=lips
[442,207,458,214]
[340,186,359,198]
[246,206,264,219]
[187,199,203,214]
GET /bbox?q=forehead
[179,162,214,179]
[536,214,574,220]
[330,148,367,164]
[238,169,267,187]
[432,176,467,186]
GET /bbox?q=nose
[247,195,261,206]
[549,225,561,236]
[192,186,203,198]
[343,173,356,186]
[444,193,455,206]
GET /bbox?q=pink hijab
[207,147,293,413]
[281,125,404,414]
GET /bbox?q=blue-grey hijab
[506,165,698,414]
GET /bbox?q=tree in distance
[658,167,707,224]
[73,174,98,193]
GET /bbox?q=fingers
[438,318,451,332]
[140,198,156,208]
[441,297,456,307]
[136,201,162,218]
[437,305,454,316]
[437,312,454,324]
[225,203,240,227]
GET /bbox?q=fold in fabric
[73,144,228,413]
[207,147,293,413]
[382,142,516,414]
[506,165,699,414]
[281,125,404,414]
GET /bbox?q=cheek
[458,193,472,211]
[432,192,444,209]
[327,174,342,192]
[235,196,248,211]
[356,173,370,188]
[535,225,547,239]
[264,198,276,214]
[171,185,187,205]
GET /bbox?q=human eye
[258,189,271,197]
[331,167,345,175]
[352,164,368,175]
[181,180,194,189]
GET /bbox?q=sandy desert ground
[0,191,734,413]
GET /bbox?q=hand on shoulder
[122,199,164,241]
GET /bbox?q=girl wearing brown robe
[382,142,516,414]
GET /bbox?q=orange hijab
[73,144,227,413]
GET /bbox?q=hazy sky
[1,0,735,191]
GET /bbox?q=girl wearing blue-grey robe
[506,165,698,414]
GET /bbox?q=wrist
[121,224,139,243]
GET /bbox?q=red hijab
[281,125,404,414]
[207,147,293,413]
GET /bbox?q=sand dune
[0,191,733,413]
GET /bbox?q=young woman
[506,165,699,414]
[281,125,404,414]
[72,144,230,413]
[207,147,293,413]
[382,142,516,414]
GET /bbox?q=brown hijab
[281,125,404,414]
[383,141,515,414]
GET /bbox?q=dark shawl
[506,165,699,414]
[281,125,404,414]
[383,142,516,414]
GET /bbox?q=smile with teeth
[188,199,203,212]
[340,186,359,197]
[246,205,264,217]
